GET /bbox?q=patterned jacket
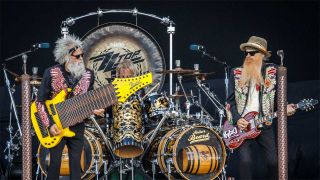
[226,63,278,125]
[35,64,94,127]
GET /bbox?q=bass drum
[143,126,226,180]
[37,130,106,179]
[82,22,165,93]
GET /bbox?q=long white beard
[67,61,86,79]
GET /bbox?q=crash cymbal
[155,68,196,74]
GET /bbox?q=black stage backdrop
[0,0,319,179]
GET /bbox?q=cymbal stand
[196,77,225,131]
[177,74,191,118]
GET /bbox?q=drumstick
[141,82,160,101]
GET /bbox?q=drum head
[82,22,165,92]
[173,126,226,180]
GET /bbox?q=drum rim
[37,130,104,179]
[172,126,227,180]
[81,22,166,92]
[157,127,181,179]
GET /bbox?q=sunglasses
[244,51,259,56]
[71,53,84,59]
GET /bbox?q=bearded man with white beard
[35,35,104,180]
[226,36,296,179]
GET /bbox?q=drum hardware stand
[139,112,169,161]
[3,65,22,137]
[2,65,23,168]
[167,23,175,96]
[166,158,173,180]
[193,100,215,128]
[151,159,157,180]
[130,158,134,180]
[120,158,123,180]
[102,160,108,180]
[89,115,116,161]
[196,77,225,131]
[94,153,100,180]
[177,74,191,118]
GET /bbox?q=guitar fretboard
[55,84,118,128]
[255,112,278,125]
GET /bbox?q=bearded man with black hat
[226,36,296,179]
[35,35,104,180]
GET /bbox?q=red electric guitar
[223,98,318,149]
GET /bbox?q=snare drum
[143,126,226,180]
[112,97,144,158]
[37,130,106,179]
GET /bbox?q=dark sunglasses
[71,53,84,59]
[244,51,259,56]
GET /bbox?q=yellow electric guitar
[31,72,152,148]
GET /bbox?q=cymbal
[182,72,215,77]
[30,79,42,86]
[155,68,196,74]
[15,76,42,82]
[183,72,215,80]
[168,93,197,99]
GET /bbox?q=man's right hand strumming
[50,124,62,136]
[237,118,249,130]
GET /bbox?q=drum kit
[31,66,227,180]
[2,8,230,180]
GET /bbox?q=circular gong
[82,22,165,91]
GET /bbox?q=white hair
[53,34,83,64]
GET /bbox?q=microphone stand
[200,50,230,102]
[3,47,36,180]
[2,65,22,137]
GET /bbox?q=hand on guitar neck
[49,108,105,136]
[237,103,296,131]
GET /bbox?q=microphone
[277,50,284,66]
[32,43,50,49]
[189,44,205,51]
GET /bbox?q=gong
[82,22,165,91]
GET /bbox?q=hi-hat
[155,68,196,74]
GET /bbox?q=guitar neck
[55,84,118,128]
[255,103,298,125]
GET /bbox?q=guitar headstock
[112,72,153,103]
[297,98,319,111]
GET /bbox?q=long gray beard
[67,61,86,79]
